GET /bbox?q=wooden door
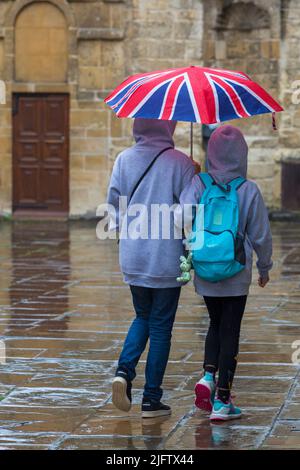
[12,93,69,214]
[282,161,300,211]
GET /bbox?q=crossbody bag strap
[128,146,173,204]
[117,146,173,245]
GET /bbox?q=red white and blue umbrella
[104,66,283,156]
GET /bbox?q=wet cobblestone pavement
[0,220,300,450]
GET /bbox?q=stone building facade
[0,0,299,217]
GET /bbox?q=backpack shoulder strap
[228,176,246,191]
[198,172,214,189]
[128,146,173,204]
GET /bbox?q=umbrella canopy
[104,66,283,124]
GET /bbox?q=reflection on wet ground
[0,220,299,449]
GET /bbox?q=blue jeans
[117,285,181,402]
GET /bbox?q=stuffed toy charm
[176,252,193,283]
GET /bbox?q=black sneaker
[112,370,132,412]
[141,399,171,418]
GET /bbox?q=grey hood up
[133,118,177,152]
[207,125,248,183]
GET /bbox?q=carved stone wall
[0,0,298,215]
[203,0,282,207]
[0,0,204,216]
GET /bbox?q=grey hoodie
[107,118,195,288]
[179,125,273,297]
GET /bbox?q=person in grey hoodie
[179,125,272,421]
[107,118,196,418]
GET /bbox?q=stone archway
[215,1,270,31]
[2,0,76,84]
[15,2,68,82]
[5,0,75,29]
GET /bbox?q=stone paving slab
[0,406,92,433]
[0,220,300,449]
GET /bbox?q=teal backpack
[188,172,246,283]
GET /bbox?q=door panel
[19,97,40,136]
[17,167,39,204]
[41,168,65,206]
[13,93,69,213]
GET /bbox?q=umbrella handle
[272,112,277,131]
[190,122,194,160]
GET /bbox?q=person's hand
[193,161,201,174]
[258,274,269,287]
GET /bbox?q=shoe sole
[112,377,131,412]
[142,409,172,418]
[210,412,242,422]
[195,383,213,412]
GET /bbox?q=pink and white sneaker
[194,372,216,412]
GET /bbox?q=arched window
[15,2,68,82]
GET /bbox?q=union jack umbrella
[104,66,283,157]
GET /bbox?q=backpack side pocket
[234,234,246,266]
